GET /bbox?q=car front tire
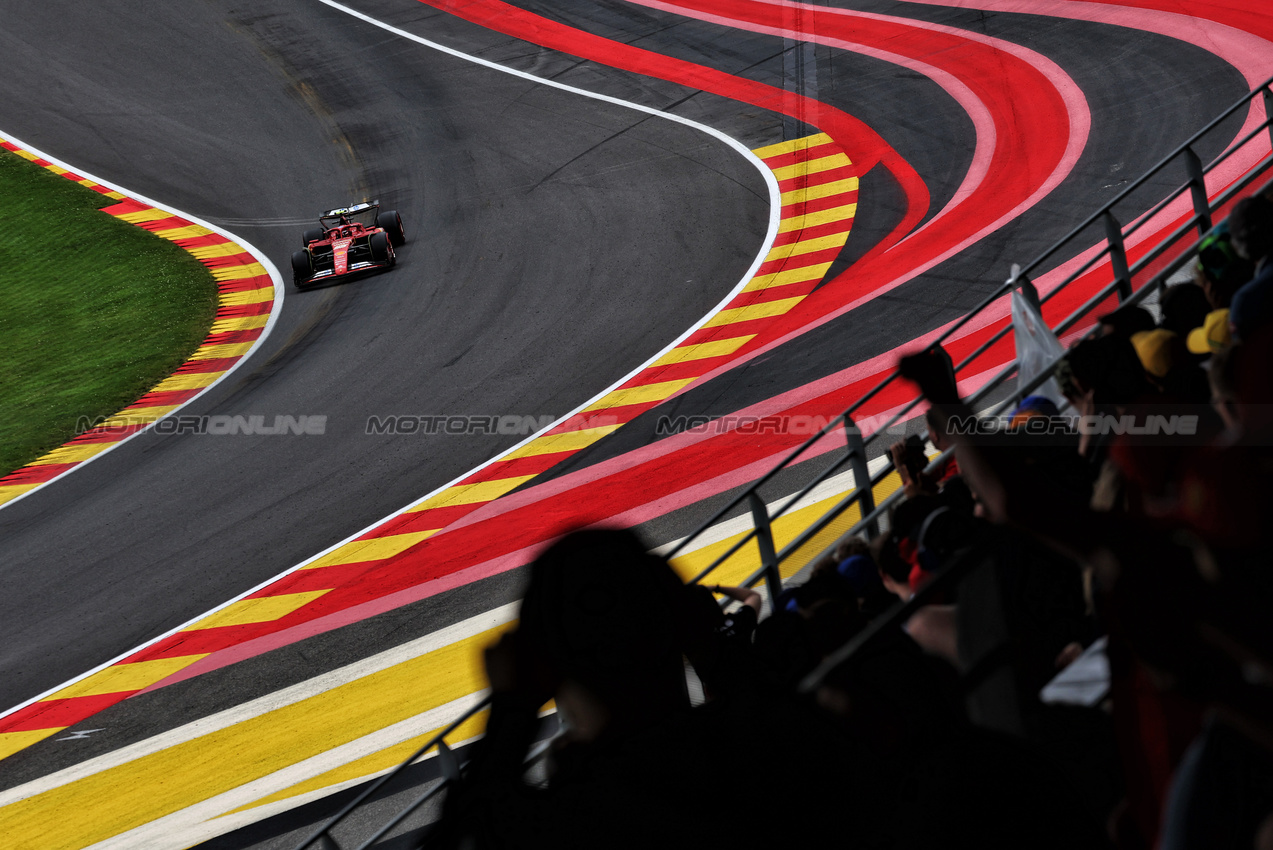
[369,231,393,264]
[291,249,313,286]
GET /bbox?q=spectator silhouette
[435,528,849,849]
[1227,194,1273,340]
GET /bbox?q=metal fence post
[1103,210,1133,301]
[1264,84,1273,151]
[747,491,783,600]
[843,418,877,539]
[436,739,461,783]
[1015,270,1042,315]
[1182,145,1213,236]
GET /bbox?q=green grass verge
[0,147,218,477]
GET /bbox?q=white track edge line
[0,0,780,735]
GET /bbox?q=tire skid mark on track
[0,133,858,759]
[0,138,280,514]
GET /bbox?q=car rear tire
[291,249,313,286]
[302,228,324,246]
[376,210,405,247]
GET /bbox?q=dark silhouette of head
[519,528,689,721]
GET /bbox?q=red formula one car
[291,201,405,288]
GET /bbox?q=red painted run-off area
[118,0,1086,667]
[632,0,1076,340]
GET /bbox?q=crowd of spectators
[429,195,1273,849]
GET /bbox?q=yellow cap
[1186,308,1232,354]
[1130,328,1181,378]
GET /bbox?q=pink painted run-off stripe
[622,0,1086,395]
[873,0,1273,254]
[408,360,1004,547]
[906,0,1273,91]
[151,366,992,690]
[633,0,1089,272]
[152,0,1084,684]
[406,1,1273,547]
[669,0,1273,401]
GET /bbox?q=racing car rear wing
[320,201,379,218]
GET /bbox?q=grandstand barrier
[292,74,1273,850]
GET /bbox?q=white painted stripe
[154,731,485,848]
[0,603,519,809]
[0,0,782,738]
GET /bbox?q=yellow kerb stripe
[0,729,66,763]
[190,342,255,360]
[115,207,175,224]
[763,233,849,263]
[43,656,209,701]
[668,469,905,585]
[304,530,438,570]
[187,242,248,261]
[11,148,39,161]
[99,406,181,427]
[0,484,42,507]
[504,425,622,460]
[778,203,858,233]
[26,443,115,466]
[649,335,754,367]
[188,591,332,631]
[152,372,223,393]
[781,178,859,206]
[154,224,215,240]
[582,378,696,412]
[744,263,834,292]
[212,262,267,282]
[409,476,537,511]
[753,132,833,159]
[210,314,270,334]
[702,297,803,328]
[770,153,852,183]
[220,287,274,307]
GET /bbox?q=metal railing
[293,76,1273,850]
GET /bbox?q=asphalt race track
[0,0,771,711]
[0,1,1267,847]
